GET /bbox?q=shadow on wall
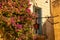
[42,17,55,40]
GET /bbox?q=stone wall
[51,0,60,40]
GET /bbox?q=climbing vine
[0,0,37,40]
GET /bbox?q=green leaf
[2,12,10,18]
[12,0,15,2]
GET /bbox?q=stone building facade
[51,0,60,40]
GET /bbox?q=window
[33,6,42,34]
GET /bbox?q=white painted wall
[36,0,51,25]
[29,0,34,12]
[31,0,51,25]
